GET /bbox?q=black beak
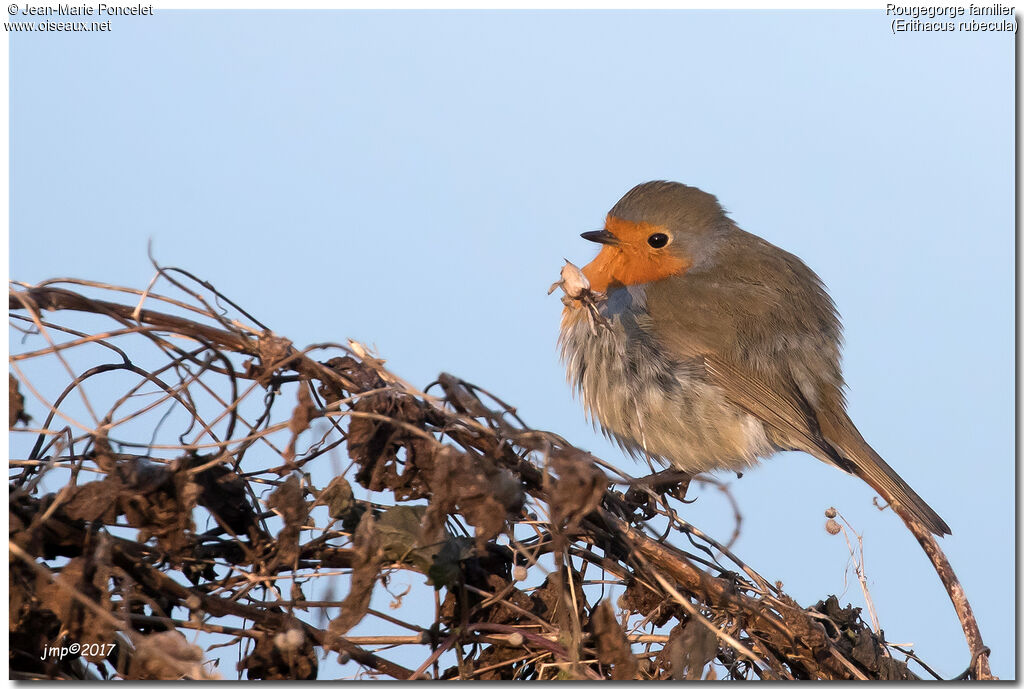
[580,229,619,245]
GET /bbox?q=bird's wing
[642,265,842,462]
[643,269,951,536]
[698,353,837,460]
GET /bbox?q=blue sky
[9,9,1014,679]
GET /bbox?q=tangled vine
[8,269,991,680]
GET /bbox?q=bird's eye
[647,233,669,248]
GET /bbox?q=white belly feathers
[559,284,775,474]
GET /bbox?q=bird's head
[580,181,729,292]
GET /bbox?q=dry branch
[8,274,992,680]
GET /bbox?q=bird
[558,180,950,536]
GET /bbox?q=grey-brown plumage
[560,180,950,536]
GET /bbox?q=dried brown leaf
[815,596,915,680]
[283,384,315,464]
[466,642,531,680]
[249,333,294,386]
[377,504,435,572]
[267,474,308,528]
[348,393,431,499]
[62,479,120,524]
[328,509,382,637]
[9,560,61,674]
[91,431,117,473]
[9,373,27,427]
[129,631,220,680]
[618,577,679,627]
[422,446,523,549]
[268,474,309,565]
[318,475,355,521]
[189,455,260,538]
[656,618,719,680]
[484,573,535,625]
[550,449,607,531]
[37,556,117,660]
[111,460,200,554]
[317,356,384,405]
[591,599,639,680]
[239,624,317,680]
[419,446,461,544]
[529,570,584,625]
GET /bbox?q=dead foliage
[128,631,220,680]
[7,272,987,680]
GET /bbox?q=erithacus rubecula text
[559,181,949,535]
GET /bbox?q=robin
[558,180,950,536]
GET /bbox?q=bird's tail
[821,408,951,536]
[847,441,950,536]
